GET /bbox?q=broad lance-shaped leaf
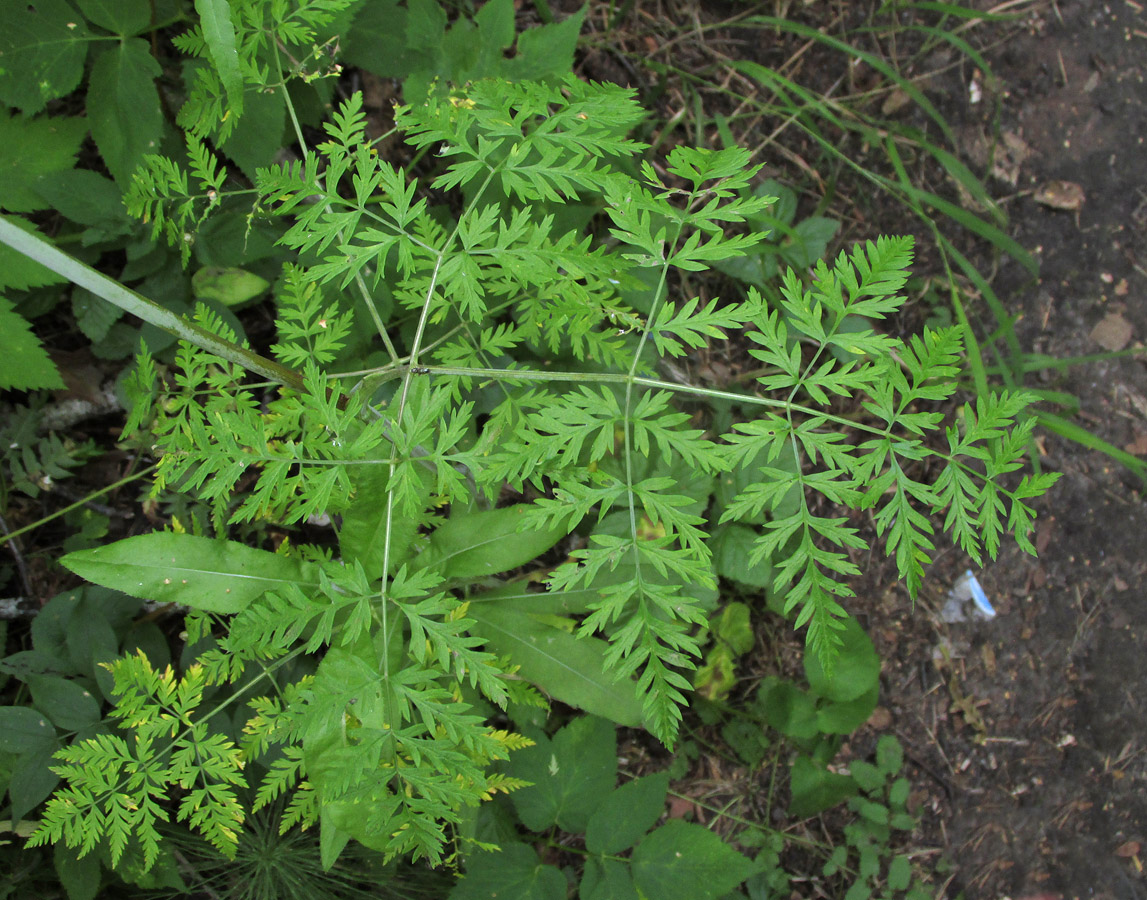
[62,533,320,614]
[194,0,244,119]
[468,602,644,728]
[420,505,566,581]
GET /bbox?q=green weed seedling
[823,736,932,900]
[2,67,1054,892]
[456,714,762,900]
[710,614,881,817]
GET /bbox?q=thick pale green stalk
[0,215,305,393]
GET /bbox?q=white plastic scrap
[940,569,996,623]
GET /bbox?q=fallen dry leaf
[1090,311,1133,351]
[992,130,1032,186]
[1124,432,1147,455]
[881,87,911,115]
[1115,840,1141,857]
[1034,180,1086,211]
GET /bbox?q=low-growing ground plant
[0,66,1057,890]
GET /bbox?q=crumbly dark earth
[585,0,1147,895]
[873,0,1147,895]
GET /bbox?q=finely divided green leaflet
[15,72,1056,876]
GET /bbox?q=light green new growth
[33,74,1055,871]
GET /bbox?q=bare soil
[875,0,1147,895]
[580,0,1147,896]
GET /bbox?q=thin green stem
[375,160,498,764]
[0,466,157,547]
[0,216,306,392]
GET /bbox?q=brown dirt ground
[859,0,1147,896]
[580,0,1147,897]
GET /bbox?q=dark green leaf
[847,760,884,793]
[721,718,769,768]
[0,296,65,390]
[32,169,126,229]
[814,682,878,735]
[803,616,879,703]
[712,523,775,590]
[758,678,818,740]
[888,777,910,808]
[120,620,172,671]
[473,0,514,73]
[88,40,163,185]
[887,854,912,891]
[0,112,88,212]
[422,505,565,581]
[0,217,68,291]
[55,840,102,900]
[631,820,760,900]
[62,533,320,614]
[341,0,414,78]
[854,797,889,825]
[585,771,669,854]
[890,811,917,831]
[9,745,60,822]
[30,591,81,666]
[75,0,151,34]
[194,0,244,117]
[219,86,286,181]
[503,5,587,81]
[507,715,617,833]
[788,755,857,818]
[0,0,90,114]
[875,734,904,776]
[0,706,56,752]
[27,675,102,732]
[72,287,123,343]
[450,843,566,900]
[469,602,644,727]
[65,598,118,699]
[580,858,640,900]
[781,216,840,268]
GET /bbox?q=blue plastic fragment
[962,569,995,618]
